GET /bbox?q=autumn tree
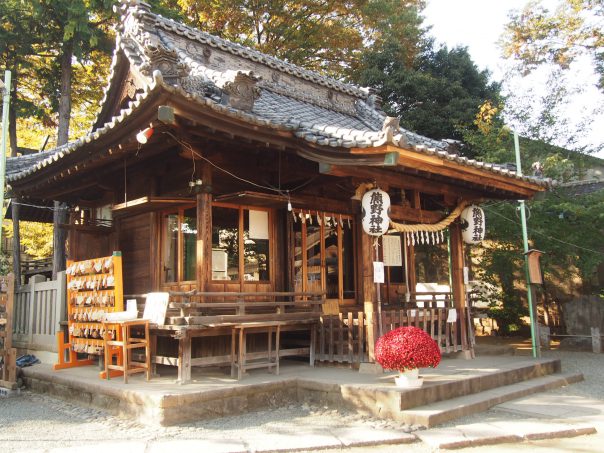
[175,0,425,76]
[501,0,604,91]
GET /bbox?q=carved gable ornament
[141,44,188,84]
[220,70,261,112]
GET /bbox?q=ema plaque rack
[54,252,124,370]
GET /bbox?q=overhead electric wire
[483,204,604,257]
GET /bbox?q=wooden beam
[389,205,443,223]
[10,90,170,195]
[320,164,481,200]
[170,98,297,151]
[359,217,376,361]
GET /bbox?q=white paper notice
[143,292,170,325]
[373,261,385,283]
[249,210,269,240]
[447,308,458,323]
[382,235,402,266]
[126,299,138,314]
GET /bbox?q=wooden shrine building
[6,0,547,376]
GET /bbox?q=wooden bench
[231,321,282,380]
[132,291,325,384]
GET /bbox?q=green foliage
[542,154,575,182]
[464,115,604,333]
[354,40,502,144]
[488,293,528,336]
[530,188,604,290]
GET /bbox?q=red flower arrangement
[375,326,441,372]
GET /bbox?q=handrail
[167,291,325,298]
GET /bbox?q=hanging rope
[353,182,471,245]
[389,201,469,233]
[353,182,468,233]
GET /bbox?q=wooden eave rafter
[320,164,483,200]
[10,90,171,198]
[349,144,544,198]
[11,81,542,204]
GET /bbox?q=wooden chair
[103,319,151,383]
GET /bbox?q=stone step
[399,371,583,427]
[399,358,562,411]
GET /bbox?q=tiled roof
[558,179,604,196]
[6,0,549,189]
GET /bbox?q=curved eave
[91,46,132,131]
[350,144,549,199]
[8,76,168,192]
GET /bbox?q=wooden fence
[316,312,366,366]
[316,308,471,367]
[12,272,66,352]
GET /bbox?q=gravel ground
[1,348,602,453]
[0,392,419,452]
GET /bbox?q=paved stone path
[2,348,603,452]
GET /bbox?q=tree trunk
[52,39,74,278]
[56,40,73,147]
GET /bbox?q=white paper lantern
[460,205,485,244]
[361,188,390,236]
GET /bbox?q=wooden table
[151,318,318,384]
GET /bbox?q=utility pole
[0,70,11,253]
[514,132,540,358]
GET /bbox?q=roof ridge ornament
[366,89,383,109]
[220,70,261,112]
[382,116,401,144]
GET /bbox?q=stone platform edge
[22,357,563,427]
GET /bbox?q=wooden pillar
[407,191,421,295]
[149,212,160,290]
[360,220,376,361]
[196,162,212,292]
[285,211,295,292]
[10,200,21,286]
[52,201,68,279]
[449,221,469,351]
[407,240,416,295]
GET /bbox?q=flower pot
[394,368,423,388]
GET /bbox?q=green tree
[354,42,501,145]
[463,111,604,333]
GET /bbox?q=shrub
[375,326,441,372]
